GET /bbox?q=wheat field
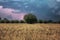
[0,23,60,40]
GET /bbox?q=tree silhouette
[24,13,37,24]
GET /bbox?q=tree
[57,21,60,23]
[14,20,19,23]
[24,13,37,24]
[39,20,48,23]
[4,18,8,20]
[10,20,19,23]
[20,20,25,23]
[48,20,53,23]
[44,20,48,23]
[0,20,4,23]
[3,18,9,23]
[0,18,1,20]
[39,20,43,23]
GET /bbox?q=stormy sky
[0,0,60,21]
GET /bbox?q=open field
[0,23,60,40]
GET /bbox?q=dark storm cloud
[0,0,60,21]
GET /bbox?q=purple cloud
[0,6,26,20]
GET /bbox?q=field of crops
[0,23,60,40]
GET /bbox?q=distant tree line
[0,18,25,23]
[0,13,60,24]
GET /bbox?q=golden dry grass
[0,23,60,40]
